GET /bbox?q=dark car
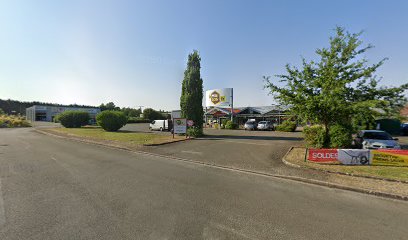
[401,123,408,136]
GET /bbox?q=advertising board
[173,118,187,134]
[337,149,371,165]
[371,149,408,166]
[307,149,338,162]
[205,88,233,107]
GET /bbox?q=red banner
[308,149,338,162]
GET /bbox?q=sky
[0,0,407,110]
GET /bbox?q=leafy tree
[180,50,204,136]
[143,108,165,121]
[264,27,407,147]
[121,107,142,117]
[100,102,120,111]
[0,108,4,115]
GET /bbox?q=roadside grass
[46,127,186,146]
[286,147,408,182]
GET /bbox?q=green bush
[276,120,297,132]
[187,127,203,137]
[0,115,31,128]
[303,125,326,148]
[225,120,238,129]
[57,111,89,128]
[220,119,228,129]
[127,117,151,123]
[96,111,127,131]
[329,124,353,148]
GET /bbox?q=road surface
[0,128,407,239]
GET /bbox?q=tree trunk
[324,122,330,148]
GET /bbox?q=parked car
[352,130,400,149]
[244,120,257,131]
[257,121,274,131]
[401,123,408,136]
[149,119,172,131]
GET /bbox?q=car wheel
[160,127,163,131]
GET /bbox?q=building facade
[204,105,289,127]
[26,105,100,122]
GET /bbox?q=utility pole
[230,88,234,122]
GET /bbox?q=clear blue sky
[0,0,407,110]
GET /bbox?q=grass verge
[45,127,187,146]
[286,147,408,182]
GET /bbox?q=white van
[149,120,171,131]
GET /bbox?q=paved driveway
[1,128,408,239]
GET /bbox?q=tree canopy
[264,27,408,144]
[142,108,166,121]
[180,50,204,135]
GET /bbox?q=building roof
[205,105,288,116]
[401,104,408,118]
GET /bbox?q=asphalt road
[0,128,408,239]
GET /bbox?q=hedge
[225,120,238,129]
[276,120,297,132]
[96,110,127,131]
[57,111,89,128]
[303,124,353,148]
[127,117,151,123]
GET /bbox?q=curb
[283,147,408,184]
[36,129,193,147]
[143,137,194,146]
[36,129,408,201]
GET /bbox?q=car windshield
[259,121,266,124]
[363,132,393,140]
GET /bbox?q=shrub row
[127,117,151,123]
[0,115,31,128]
[303,124,353,148]
[187,127,203,137]
[57,110,128,131]
[225,120,238,129]
[276,120,297,132]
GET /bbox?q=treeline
[0,99,170,122]
[99,102,169,122]
[0,99,96,115]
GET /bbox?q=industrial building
[26,105,100,122]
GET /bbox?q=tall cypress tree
[180,50,204,135]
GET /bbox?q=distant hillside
[0,99,97,115]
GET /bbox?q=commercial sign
[371,149,408,166]
[308,149,370,165]
[187,120,194,127]
[308,149,338,162]
[337,149,371,165]
[308,149,408,166]
[205,88,233,107]
[173,118,187,134]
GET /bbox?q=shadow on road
[199,134,303,141]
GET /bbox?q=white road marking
[181,150,203,155]
[0,179,6,226]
